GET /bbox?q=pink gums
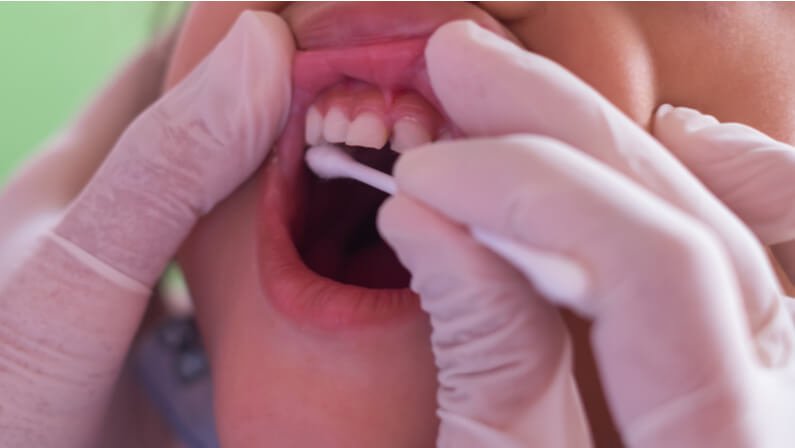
[277,38,451,180]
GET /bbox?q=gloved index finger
[56,11,294,287]
[0,13,293,445]
[0,24,180,276]
[425,20,723,209]
[423,20,791,366]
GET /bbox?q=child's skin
[156,3,795,447]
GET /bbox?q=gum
[278,38,459,185]
[293,38,434,102]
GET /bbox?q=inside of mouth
[287,54,449,292]
[297,142,410,289]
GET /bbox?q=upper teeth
[391,118,432,151]
[304,86,440,153]
[345,111,388,149]
[322,106,350,144]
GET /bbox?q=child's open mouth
[258,39,448,329]
[257,4,512,330]
[297,66,449,290]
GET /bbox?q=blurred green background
[0,2,184,183]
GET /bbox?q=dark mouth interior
[297,143,411,289]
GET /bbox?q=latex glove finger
[653,105,795,287]
[392,135,768,447]
[0,11,293,447]
[0,26,179,276]
[424,20,794,367]
[378,195,591,448]
[58,10,292,285]
[58,24,181,201]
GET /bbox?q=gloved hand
[0,11,293,447]
[378,20,795,447]
[652,105,795,295]
[0,22,179,277]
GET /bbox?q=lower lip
[255,40,436,330]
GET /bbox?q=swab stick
[305,144,397,195]
[304,144,589,302]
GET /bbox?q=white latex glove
[378,20,795,447]
[0,11,293,447]
[652,106,795,295]
[0,23,178,278]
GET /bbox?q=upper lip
[281,1,517,50]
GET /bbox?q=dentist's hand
[379,20,795,447]
[652,105,795,295]
[0,22,178,276]
[0,11,293,447]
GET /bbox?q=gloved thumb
[653,105,795,286]
[55,11,294,286]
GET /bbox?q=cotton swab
[304,144,589,302]
[305,144,398,195]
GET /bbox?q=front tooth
[323,107,350,143]
[390,118,432,152]
[305,106,323,145]
[346,112,388,149]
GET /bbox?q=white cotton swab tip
[305,144,397,194]
[304,144,589,302]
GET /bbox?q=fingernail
[678,107,720,132]
[656,104,720,133]
[656,103,675,117]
